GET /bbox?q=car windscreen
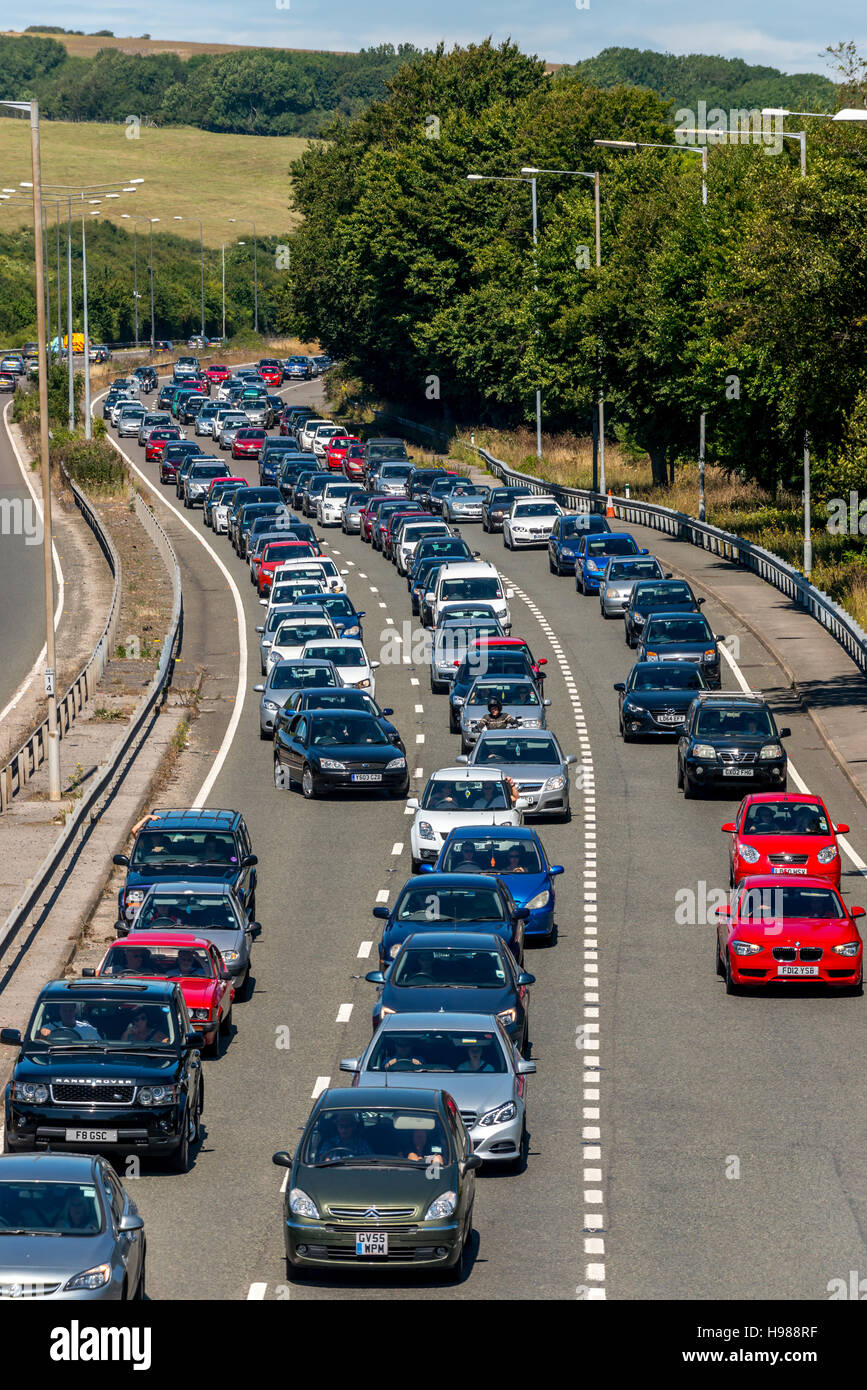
[300,689,370,712]
[392,945,507,987]
[190,464,228,478]
[644,616,712,643]
[305,644,365,666]
[631,666,705,691]
[275,621,334,645]
[28,998,178,1048]
[263,543,315,562]
[136,892,239,932]
[131,830,238,868]
[302,1107,449,1165]
[0,1182,104,1235]
[560,515,605,536]
[271,583,322,604]
[440,578,502,602]
[743,801,832,835]
[421,779,509,811]
[694,707,776,737]
[467,680,539,706]
[513,502,559,517]
[441,837,544,875]
[737,886,844,920]
[308,594,354,617]
[102,944,215,979]
[366,1029,506,1073]
[271,663,337,689]
[309,714,388,746]
[460,652,530,679]
[587,536,638,555]
[634,582,693,606]
[607,559,661,580]
[475,735,558,764]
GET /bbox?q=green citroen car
[272,1086,479,1277]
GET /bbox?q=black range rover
[2,979,204,1171]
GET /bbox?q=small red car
[257,540,318,596]
[207,364,231,384]
[232,428,267,460]
[382,508,432,561]
[342,444,366,480]
[715,875,864,993]
[723,793,849,889]
[359,496,392,543]
[94,932,234,1055]
[146,427,182,462]
[325,435,360,471]
[258,359,283,388]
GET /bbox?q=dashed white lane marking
[311,1076,330,1099]
[375,888,389,902]
[414,767,424,778]
[247,1283,268,1300]
[336,1003,353,1023]
[391,842,403,855]
[386,616,394,624]
[415,704,424,713]
[357,941,373,958]
[359,572,367,578]
[370,586,378,593]
[503,571,605,1299]
[718,642,867,878]
[410,677,419,686]
[416,733,425,744]
[379,602,387,608]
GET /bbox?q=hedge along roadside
[0,492,181,969]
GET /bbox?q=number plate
[656,713,683,724]
[772,866,808,874]
[65,1128,117,1143]
[776,965,819,977]
[356,1232,388,1256]
[351,773,382,783]
[722,768,753,777]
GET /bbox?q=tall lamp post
[467,172,542,458]
[0,189,74,424]
[0,100,61,798]
[173,215,205,339]
[121,214,159,353]
[522,166,606,493]
[227,218,258,333]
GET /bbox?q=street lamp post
[173,216,205,339]
[221,242,226,341]
[1,99,61,798]
[121,213,158,354]
[681,126,808,177]
[228,218,258,333]
[467,172,542,458]
[522,166,606,493]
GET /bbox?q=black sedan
[365,930,534,1051]
[281,686,405,752]
[273,710,409,799]
[613,661,708,740]
[481,486,534,532]
[624,578,704,648]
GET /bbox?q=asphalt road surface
[0,399,49,717]
[101,380,867,1302]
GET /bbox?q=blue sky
[17,1,866,73]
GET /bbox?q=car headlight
[525,889,551,909]
[355,678,371,689]
[634,612,646,624]
[496,1008,517,1026]
[586,560,602,571]
[418,820,435,840]
[319,758,347,771]
[386,757,407,770]
[13,1082,48,1104]
[64,1263,111,1292]
[817,845,838,864]
[190,1008,211,1022]
[644,650,658,660]
[139,1085,179,1106]
[702,648,718,662]
[730,940,762,956]
[424,1190,457,1220]
[479,1101,517,1127]
[692,744,717,759]
[543,775,566,791]
[389,943,401,959]
[379,1005,396,1018]
[737,844,760,863]
[289,1188,320,1219]
[496,606,507,617]
[624,702,647,715]
[521,719,541,729]
[833,941,860,956]
[222,950,240,963]
[343,625,360,637]
[263,700,279,712]
[759,743,783,760]
[125,889,145,908]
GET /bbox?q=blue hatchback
[547,513,611,575]
[373,873,529,971]
[430,826,563,942]
[575,532,648,594]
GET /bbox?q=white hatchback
[300,639,380,698]
[503,496,563,548]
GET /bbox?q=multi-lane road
[92,374,867,1301]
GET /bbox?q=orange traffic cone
[606,489,615,518]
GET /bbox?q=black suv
[2,978,204,1170]
[112,808,258,930]
[677,693,791,798]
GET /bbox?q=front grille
[325,1223,419,1234]
[719,750,757,765]
[515,782,543,794]
[772,948,795,961]
[799,948,823,962]
[460,1110,477,1128]
[769,854,808,866]
[327,1206,415,1219]
[0,1282,62,1298]
[772,948,823,962]
[50,1084,136,1105]
[312,1246,437,1262]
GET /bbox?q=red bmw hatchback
[716,875,864,993]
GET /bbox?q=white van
[428,561,513,630]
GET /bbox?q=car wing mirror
[272,1150,293,1169]
[721,822,736,833]
[505,589,514,600]
[514,908,531,922]
[339,1057,361,1073]
[365,970,385,984]
[542,699,551,707]
[185,1031,206,1049]
[715,634,726,643]
[516,1059,536,1074]
[406,798,420,811]
[119,1212,145,1233]
[851,906,866,919]
[514,798,529,811]
[242,854,258,867]
[613,682,626,692]
[253,684,265,693]
[715,906,730,918]
[665,572,673,579]
[0,1028,22,1046]
[836,824,850,835]
[81,967,96,978]
[255,625,264,634]
[550,865,565,876]
[696,596,706,604]
[517,971,536,986]
[372,905,390,919]
[779,728,791,739]
[464,1154,483,1172]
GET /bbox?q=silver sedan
[463,728,576,819]
[598,556,667,617]
[0,1152,145,1300]
[459,677,550,753]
